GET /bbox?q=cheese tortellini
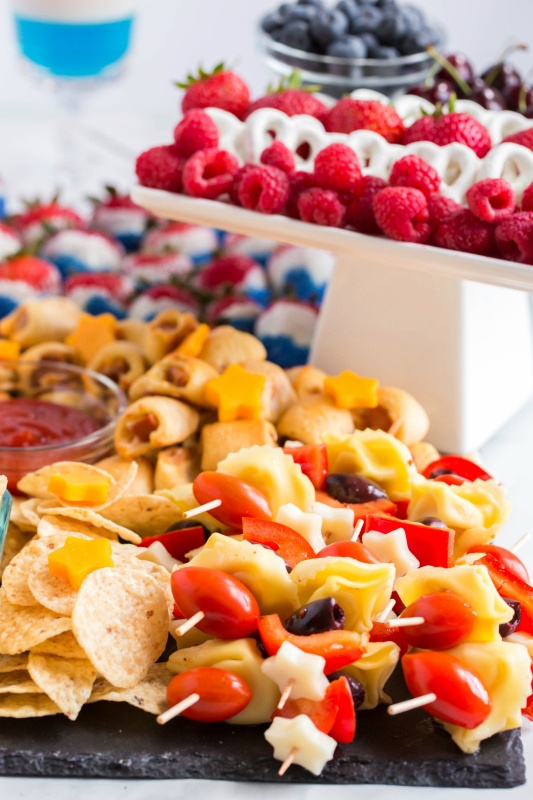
[341,641,400,710]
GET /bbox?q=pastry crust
[198,326,266,372]
[352,386,430,446]
[154,445,200,491]
[277,395,354,444]
[242,360,297,422]
[0,298,81,348]
[87,341,147,393]
[200,419,278,471]
[286,365,327,399]
[128,353,218,407]
[114,395,200,459]
[143,310,198,364]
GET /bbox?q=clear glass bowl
[257,23,445,98]
[0,360,127,492]
[0,489,12,562]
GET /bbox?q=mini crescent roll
[286,365,327,399]
[198,326,266,372]
[20,342,80,365]
[242,360,297,422]
[114,395,200,459]
[0,298,81,348]
[116,319,149,350]
[154,445,200,491]
[144,310,198,364]
[276,395,354,445]
[351,386,430,446]
[200,419,278,471]
[128,353,218,407]
[87,341,147,393]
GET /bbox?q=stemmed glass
[11,0,138,199]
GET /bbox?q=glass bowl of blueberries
[258,0,445,98]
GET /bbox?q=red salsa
[0,398,100,449]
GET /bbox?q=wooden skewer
[388,417,405,437]
[351,518,364,541]
[157,693,200,725]
[387,693,437,716]
[375,599,396,623]
[510,533,531,553]
[173,610,205,636]
[382,616,425,628]
[278,746,298,776]
[183,499,222,519]
[277,679,295,710]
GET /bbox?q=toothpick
[387,693,437,716]
[351,519,364,541]
[375,599,396,623]
[510,533,531,553]
[277,679,295,710]
[388,417,405,437]
[183,499,222,519]
[278,746,298,776]
[382,616,425,628]
[157,693,200,725]
[173,610,205,636]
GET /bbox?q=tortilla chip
[0,654,29,673]
[0,588,72,655]
[71,568,168,689]
[30,632,86,660]
[17,462,117,500]
[89,663,170,715]
[0,670,43,694]
[28,653,97,720]
[28,554,79,616]
[39,507,141,545]
[0,524,34,580]
[9,499,40,533]
[96,455,154,496]
[100,494,183,538]
[37,514,114,541]
[0,693,61,717]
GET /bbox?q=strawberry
[0,255,61,292]
[403,112,491,158]
[13,201,83,246]
[323,98,405,144]
[502,128,533,150]
[0,222,21,260]
[178,63,250,119]
[244,71,328,120]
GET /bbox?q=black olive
[284,597,345,635]
[328,671,366,709]
[416,516,449,529]
[499,597,522,638]
[168,519,210,538]
[428,468,456,479]
[325,473,388,504]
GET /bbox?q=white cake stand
[131,186,533,453]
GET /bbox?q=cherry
[505,82,533,112]
[469,78,507,110]
[482,60,522,96]
[435,52,475,87]
[408,80,455,105]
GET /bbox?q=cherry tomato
[399,591,477,650]
[422,455,493,482]
[477,553,533,635]
[369,620,409,657]
[166,667,252,722]
[317,541,381,564]
[242,518,315,568]
[402,651,492,729]
[170,566,260,638]
[315,491,398,521]
[257,613,366,674]
[192,471,272,529]
[467,544,530,583]
[282,443,328,490]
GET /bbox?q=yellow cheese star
[175,323,210,357]
[65,312,116,364]
[0,340,21,361]
[324,370,379,409]
[48,536,114,590]
[48,472,111,505]
[204,363,266,422]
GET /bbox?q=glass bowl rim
[0,359,127,455]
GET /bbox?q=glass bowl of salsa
[0,360,127,492]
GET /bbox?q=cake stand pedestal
[131,187,533,453]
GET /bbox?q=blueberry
[310,9,350,48]
[327,34,368,59]
[328,671,366,708]
[401,4,426,31]
[349,6,384,36]
[335,0,360,23]
[379,11,408,46]
[297,0,325,7]
[325,473,388,504]
[499,598,522,638]
[284,598,346,635]
[373,45,401,58]
[284,5,320,22]
[360,31,379,53]
[278,20,314,51]
[262,11,286,33]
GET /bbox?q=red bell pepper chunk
[523,667,533,722]
[138,525,206,562]
[315,491,398,521]
[241,518,316,568]
[282,443,328,490]
[422,455,493,482]
[272,689,338,735]
[394,499,409,519]
[477,553,533,635]
[362,514,454,568]
[327,675,356,743]
[257,613,367,674]
[433,474,467,486]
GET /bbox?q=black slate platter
[0,669,526,787]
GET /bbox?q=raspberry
[323,98,405,144]
[466,178,516,222]
[297,188,346,227]
[229,164,255,206]
[373,187,430,243]
[179,65,250,119]
[427,194,462,225]
[135,145,186,193]
[286,170,317,219]
[237,165,290,214]
[260,141,296,174]
[389,155,440,199]
[182,148,239,199]
[434,209,496,256]
[522,182,533,211]
[495,212,533,264]
[173,110,219,158]
[403,112,491,158]
[345,176,387,235]
[313,143,363,194]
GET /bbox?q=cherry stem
[484,42,528,88]
[426,46,472,98]
[518,68,533,113]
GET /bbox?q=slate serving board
[0,669,526,787]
